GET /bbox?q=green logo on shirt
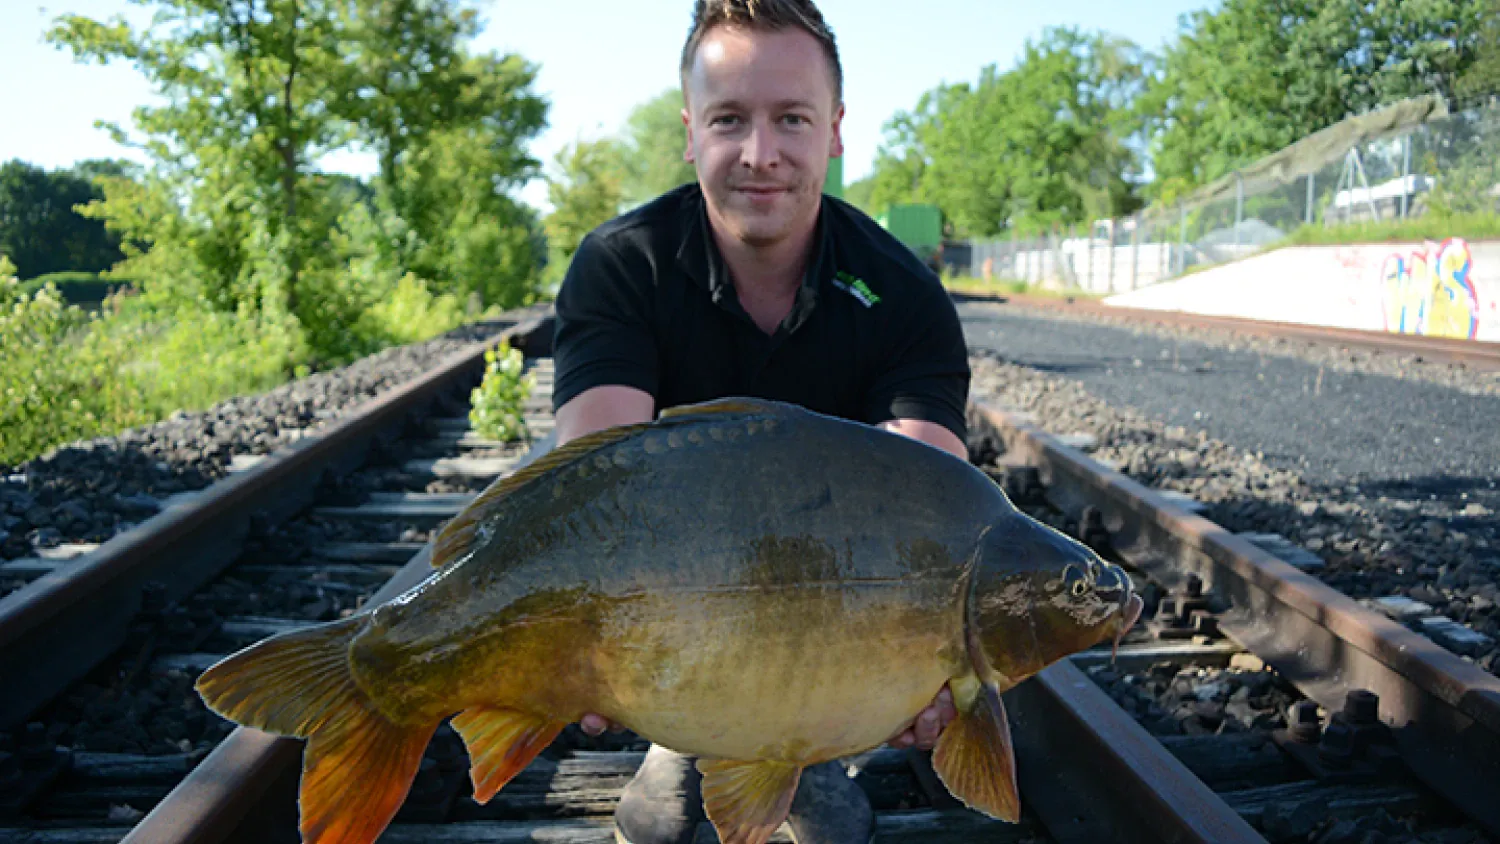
[833,271,881,308]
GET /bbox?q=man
[550,1,970,841]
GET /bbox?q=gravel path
[0,317,527,568]
[960,301,1499,673]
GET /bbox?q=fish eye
[1070,579,1089,598]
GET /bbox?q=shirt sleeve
[550,233,660,412]
[863,280,971,442]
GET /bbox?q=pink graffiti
[1380,238,1480,340]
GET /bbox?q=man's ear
[682,107,695,163]
[829,102,845,158]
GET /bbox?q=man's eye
[783,115,809,126]
[711,115,740,127]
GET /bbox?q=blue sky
[1,0,1213,211]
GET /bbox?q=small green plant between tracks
[469,341,534,443]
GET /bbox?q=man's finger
[888,730,914,749]
[579,714,609,737]
[936,686,958,726]
[913,708,941,749]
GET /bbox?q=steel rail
[975,399,1500,837]
[125,403,1263,844]
[1006,660,1265,844]
[959,292,1500,371]
[121,428,560,844]
[0,313,549,731]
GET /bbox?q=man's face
[682,25,844,249]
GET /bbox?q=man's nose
[740,118,780,170]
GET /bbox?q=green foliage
[0,159,126,279]
[1277,212,1500,246]
[469,342,534,443]
[617,89,697,205]
[544,138,627,285]
[47,0,547,368]
[866,28,1146,237]
[843,176,876,215]
[1141,0,1492,201]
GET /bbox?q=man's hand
[886,684,957,751]
[578,713,626,736]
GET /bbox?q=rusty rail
[0,314,549,731]
[975,400,1500,837]
[960,293,1500,372]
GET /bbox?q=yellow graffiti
[1380,239,1479,340]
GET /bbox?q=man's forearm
[880,418,969,461]
[555,385,656,445]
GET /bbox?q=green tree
[543,138,626,283]
[867,28,1145,237]
[0,160,126,278]
[617,89,697,206]
[1457,0,1500,101]
[843,175,876,214]
[50,0,348,315]
[1141,0,1491,200]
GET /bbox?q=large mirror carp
[197,397,1143,844]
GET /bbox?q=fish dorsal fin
[658,397,790,420]
[431,422,649,568]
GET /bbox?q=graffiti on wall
[1380,238,1481,339]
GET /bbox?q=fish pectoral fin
[931,679,1021,822]
[449,707,566,803]
[194,616,438,844]
[696,757,802,844]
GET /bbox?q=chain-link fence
[960,96,1500,294]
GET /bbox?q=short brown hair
[679,0,843,104]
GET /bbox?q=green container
[876,204,942,251]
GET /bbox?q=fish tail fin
[195,617,438,844]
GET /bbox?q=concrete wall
[1104,238,1500,342]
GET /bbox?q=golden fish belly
[583,579,964,763]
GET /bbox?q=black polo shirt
[550,183,970,441]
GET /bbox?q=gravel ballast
[961,301,1499,674]
[0,319,519,569]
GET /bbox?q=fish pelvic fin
[931,674,1020,822]
[696,757,802,844]
[194,617,438,844]
[450,707,566,803]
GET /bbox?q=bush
[20,272,133,307]
[469,341,533,443]
[0,262,151,465]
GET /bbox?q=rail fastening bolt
[1289,700,1321,743]
[1343,689,1379,726]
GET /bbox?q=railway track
[964,292,1500,373]
[0,317,1495,843]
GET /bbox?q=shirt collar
[675,187,835,315]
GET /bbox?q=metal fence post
[1306,172,1315,225]
[1400,132,1412,219]
[1107,218,1117,293]
[1176,204,1187,277]
[1234,174,1244,249]
[1086,221,1095,292]
[1130,215,1139,291]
